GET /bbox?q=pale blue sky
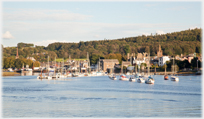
[2,1,202,47]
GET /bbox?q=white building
[158,56,170,66]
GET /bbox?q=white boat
[119,74,129,81]
[137,76,145,83]
[45,75,52,80]
[145,76,155,84]
[129,76,136,82]
[171,76,179,81]
[56,73,67,78]
[72,73,79,77]
[108,74,117,80]
[78,73,85,77]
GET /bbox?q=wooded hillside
[2,28,202,62]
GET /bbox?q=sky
[1,1,202,47]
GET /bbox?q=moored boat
[145,76,155,84]
[108,74,117,80]
[164,75,169,80]
[137,76,145,83]
[129,76,136,82]
[119,74,128,81]
[171,76,179,81]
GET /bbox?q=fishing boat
[145,76,155,84]
[119,74,128,81]
[108,74,117,80]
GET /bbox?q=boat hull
[137,78,145,83]
[171,76,179,81]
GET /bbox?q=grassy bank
[2,72,21,77]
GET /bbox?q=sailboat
[171,57,179,81]
[45,56,52,80]
[145,53,155,84]
[164,63,169,80]
[119,62,128,81]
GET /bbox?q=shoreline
[2,71,201,77]
[2,72,21,77]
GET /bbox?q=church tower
[157,44,163,58]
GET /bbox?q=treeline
[3,57,41,69]
[2,28,202,63]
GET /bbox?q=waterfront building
[100,59,119,72]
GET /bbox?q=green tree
[124,45,130,55]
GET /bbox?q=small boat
[171,76,179,81]
[137,76,145,83]
[56,73,67,78]
[45,75,52,80]
[119,74,128,81]
[72,73,79,77]
[129,76,136,82]
[145,76,155,84]
[108,74,117,80]
[164,75,169,80]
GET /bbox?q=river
[2,75,202,117]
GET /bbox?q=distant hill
[3,28,202,62]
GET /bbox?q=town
[3,43,202,77]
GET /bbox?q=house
[27,57,36,61]
[158,56,170,66]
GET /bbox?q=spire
[159,44,161,51]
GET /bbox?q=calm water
[2,75,202,117]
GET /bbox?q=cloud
[190,26,197,30]
[3,8,92,21]
[142,33,151,36]
[156,30,166,35]
[3,31,14,39]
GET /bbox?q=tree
[33,61,40,67]
[124,45,130,55]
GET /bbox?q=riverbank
[2,72,21,77]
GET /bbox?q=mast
[148,53,150,76]
[47,56,49,76]
[87,52,90,73]
[98,57,100,71]
[121,62,123,74]
[54,57,56,76]
[63,58,64,74]
[165,63,166,75]
[172,57,174,75]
